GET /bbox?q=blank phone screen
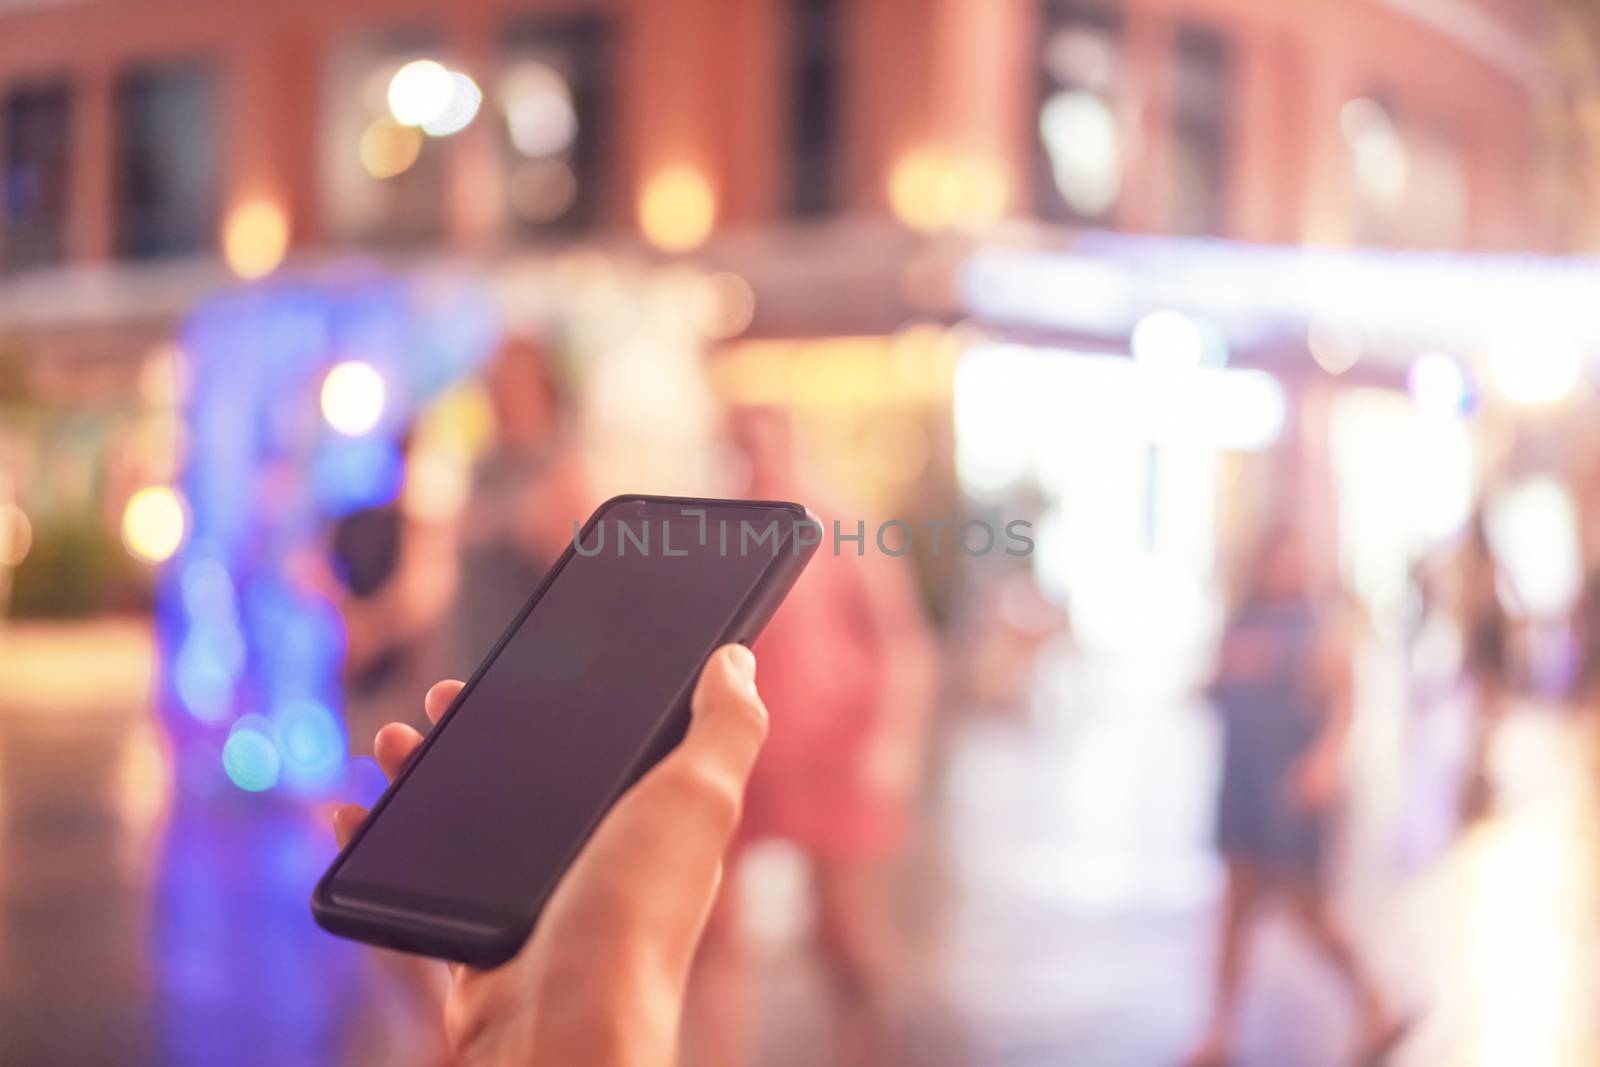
[332,502,787,917]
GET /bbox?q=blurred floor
[935,647,1600,1067]
[2,625,1598,1065]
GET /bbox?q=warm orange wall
[0,0,1549,258]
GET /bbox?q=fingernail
[722,643,756,686]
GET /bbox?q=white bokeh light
[1408,351,1468,418]
[1132,310,1206,374]
[503,62,578,157]
[387,59,454,127]
[1487,328,1583,406]
[1039,90,1121,216]
[421,71,482,136]
[321,361,387,436]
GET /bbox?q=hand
[333,644,768,1066]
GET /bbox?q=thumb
[673,643,768,791]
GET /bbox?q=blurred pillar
[224,21,321,250]
[272,29,322,249]
[69,69,113,263]
[710,0,780,224]
[444,7,501,251]
[849,0,938,214]
[623,0,718,234]
[1299,40,1351,245]
[1230,22,1306,244]
[929,0,1030,213]
[1118,1,1171,233]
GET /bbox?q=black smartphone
[312,494,820,967]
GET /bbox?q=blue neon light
[155,272,500,794]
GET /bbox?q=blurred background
[3,0,1600,1064]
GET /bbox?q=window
[1169,24,1233,236]
[786,0,842,218]
[1034,0,1124,224]
[115,62,216,259]
[499,15,609,235]
[2,80,72,272]
[322,30,449,246]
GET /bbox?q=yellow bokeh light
[359,117,424,180]
[888,148,1009,233]
[320,361,387,436]
[222,200,289,280]
[691,272,756,339]
[121,486,187,564]
[638,165,716,252]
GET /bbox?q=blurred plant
[8,511,143,618]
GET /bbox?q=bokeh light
[1307,317,1363,375]
[121,486,187,564]
[1039,90,1121,216]
[179,557,234,616]
[421,71,482,137]
[1488,329,1583,405]
[508,159,578,223]
[358,117,423,179]
[691,272,757,339]
[387,59,453,127]
[174,631,236,722]
[888,149,949,233]
[222,717,281,792]
[888,148,1010,233]
[221,200,289,280]
[320,360,387,436]
[1342,97,1408,211]
[0,502,32,567]
[275,700,346,791]
[503,62,577,157]
[1408,351,1469,418]
[1132,309,1206,373]
[638,165,715,252]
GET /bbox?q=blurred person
[319,337,587,1061]
[325,453,460,745]
[687,407,938,1067]
[332,644,769,1066]
[1185,522,1404,1067]
[444,336,590,680]
[1457,510,1514,819]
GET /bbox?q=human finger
[375,722,425,781]
[332,803,368,848]
[424,679,465,724]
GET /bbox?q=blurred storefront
[0,0,1587,757]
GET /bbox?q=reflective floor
[1,624,1597,1066]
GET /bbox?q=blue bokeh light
[309,437,404,516]
[223,719,282,792]
[157,273,500,793]
[274,700,347,793]
[174,634,236,723]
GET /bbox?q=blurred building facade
[0,0,1574,639]
[0,0,1553,309]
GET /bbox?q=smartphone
[312,494,820,967]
